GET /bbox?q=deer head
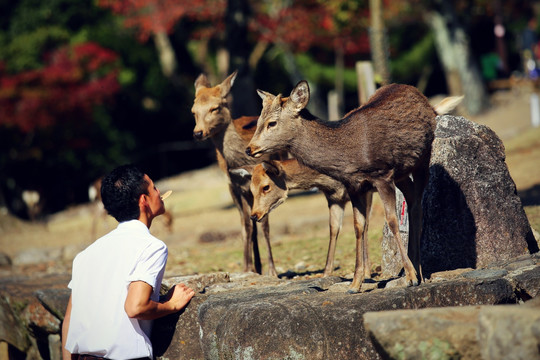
[250,161,289,221]
[246,81,310,158]
[191,71,237,140]
[229,161,288,222]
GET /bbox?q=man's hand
[125,281,195,320]
[164,283,195,311]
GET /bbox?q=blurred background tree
[0,0,536,219]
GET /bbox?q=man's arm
[124,281,195,320]
[62,295,73,360]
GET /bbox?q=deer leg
[261,215,277,276]
[411,163,430,281]
[250,216,262,274]
[348,189,373,293]
[323,200,345,277]
[376,179,418,286]
[230,184,256,273]
[396,176,419,274]
[239,203,256,273]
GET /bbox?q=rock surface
[2,254,537,360]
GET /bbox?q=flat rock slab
[364,297,540,360]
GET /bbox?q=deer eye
[267,121,277,129]
[262,185,270,192]
[211,107,220,113]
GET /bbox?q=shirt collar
[117,219,150,234]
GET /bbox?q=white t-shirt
[65,220,168,359]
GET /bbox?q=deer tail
[434,95,464,115]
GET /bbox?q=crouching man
[62,164,195,360]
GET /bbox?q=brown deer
[246,81,462,292]
[230,159,359,278]
[192,71,283,276]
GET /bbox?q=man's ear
[139,194,148,208]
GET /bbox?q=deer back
[249,82,438,186]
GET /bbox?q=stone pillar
[421,115,538,277]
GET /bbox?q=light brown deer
[192,71,283,276]
[230,159,360,277]
[246,81,462,292]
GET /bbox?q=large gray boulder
[421,115,538,277]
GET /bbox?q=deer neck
[282,159,323,191]
[289,116,353,174]
[212,121,252,169]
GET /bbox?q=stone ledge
[0,253,538,359]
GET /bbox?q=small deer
[246,81,462,292]
[22,190,42,221]
[230,159,360,277]
[192,71,283,276]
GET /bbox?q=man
[62,164,195,360]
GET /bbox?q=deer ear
[194,73,210,92]
[290,81,310,111]
[257,89,274,102]
[229,167,252,180]
[220,71,238,98]
[262,161,281,176]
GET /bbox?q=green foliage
[0,26,70,72]
[294,52,359,90]
[390,32,436,84]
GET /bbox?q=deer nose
[193,131,203,140]
[245,147,252,156]
[250,214,259,221]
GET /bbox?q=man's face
[143,174,165,217]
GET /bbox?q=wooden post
[328,90,339,120]
[356,61,376,105]
[531,93,540,128]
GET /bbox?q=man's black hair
[101,164,149,222]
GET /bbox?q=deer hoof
[347,289,359,295]
[407,278,419,287]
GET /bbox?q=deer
[245,81,463,293]
[21,189,42,222]
[230,159,360,278]
[192,71,285,276]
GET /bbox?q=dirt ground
[1,87,539,278]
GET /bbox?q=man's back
[66,220,167,359]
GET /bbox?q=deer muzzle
[250,213,265,222]
[245,146,262,158]
[193,130,204,140]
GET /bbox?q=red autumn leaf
[0,42,120,133]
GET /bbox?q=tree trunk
[226,0,258,118]
[369,0,390,85]
[334,47,345,118]
[427,0,489,115]
[152,31,179,83]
